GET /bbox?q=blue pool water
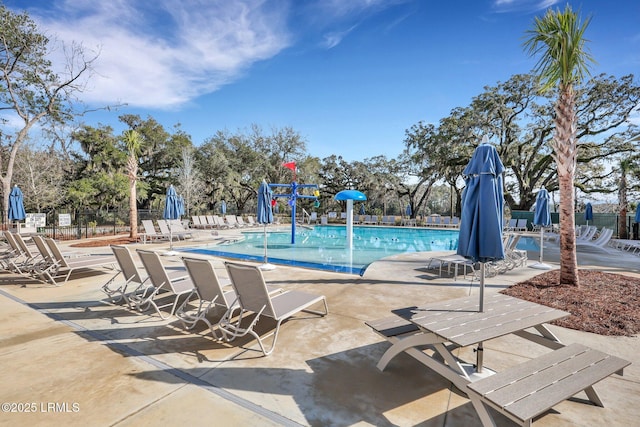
[183,225,537,275]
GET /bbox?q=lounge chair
[104,245,190,306]
[177,257,283,337]
[576,227,614,251]
[175,257,236,335]
[426,254,477,280]
[171,219,194,237]
[515,218,528,231]
[157,219,189,240]
[191,216,207,229]
[210,215,228,228]
[133,249,194,319]
[576,225,598,242]
[220,261,328,356]
[141,219,169,243]
[504,218,517,231]
[224,215,241,228]
[236,216,249,227]
[0,232,20,270]
[41,237,116,285]
[2,232,31,273]
[102,245,146,305]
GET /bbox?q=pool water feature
[184,225,537,275]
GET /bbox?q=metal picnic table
[368,293,569,391]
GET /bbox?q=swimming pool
[183,225,476,275]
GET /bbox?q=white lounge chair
[133,249,194,319]
[191,216,207,229]
[220,261,328,356]
[141,219,169,243]
[577,228,614,251]
[157,219,189,240]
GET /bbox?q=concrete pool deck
[0,228,638,426]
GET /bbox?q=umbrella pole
[476,262,485,373]
[259,224,276,270]
[530,227,552,270]
[479,263,485,312]
[263,224,268,264]
[539,227,544,263]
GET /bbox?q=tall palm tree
[123,129,142,240]
[523,5,594,286]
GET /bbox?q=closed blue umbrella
[164,185,180,251]
[406,203,412,217]
[585,202,593,226]
[456,139,505,372]
[359,204,366,216]
[8,185,26,222]
[457,143,505,267]
[220,200,227,215]
[635,205,640,223]
[531,189,552,270]
[257,180,275,270]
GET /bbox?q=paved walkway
[0,230,638,426]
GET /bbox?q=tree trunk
[553,85,580,287]
[557,172,579,285]
[128,158,138,240]
[618,168,628,240]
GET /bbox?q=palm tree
[523,5,594,286]
[123,129,142,240]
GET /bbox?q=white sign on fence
[58,213,71,227]
[25,213,46,228]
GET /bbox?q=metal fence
[510,210,636,239]
[27,209,166,241]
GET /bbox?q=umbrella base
[529,262,553,270]
[258,263,277,271]
[460,363,496,382]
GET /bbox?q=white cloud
[492,0,561,13]
[27,0,291,109]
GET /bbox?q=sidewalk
[0,234,638,426]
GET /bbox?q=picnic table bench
[467,343,630,426]
[366,294,630,425]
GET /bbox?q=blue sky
[5,0,640,161]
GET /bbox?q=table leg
[376,332,438,371]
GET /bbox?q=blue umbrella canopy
[533,189,551,227]
[220,200,227,215]
[457,143,505,263]
[163,185,180,220]
[257,180,273,225]
[8,185,26,221]
[406,203,412,217]
[177,195,185,216]
[585,202,593,221]
[636,205,640,223]
[359,204,366,215]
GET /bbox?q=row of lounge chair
[191,214,262,230]
[141,219,193,243]
[545,225,615,252]
[102,247,328,356]
[504,218,528,232]
[1,231,116,285]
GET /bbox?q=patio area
[0,231,638,426]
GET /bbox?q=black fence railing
[25,209,167,241]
